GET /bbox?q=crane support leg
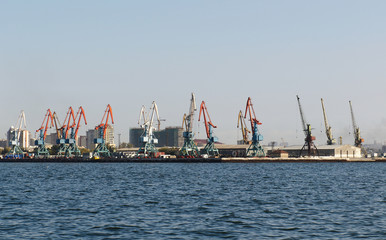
[180,132,199,157]
[246,141,265,157]
[138,142,157,157]
[36,144,50,157]
[93,142,111,158]
[202,141,219,157]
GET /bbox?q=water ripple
[0,162,385,239]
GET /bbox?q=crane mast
[180,93,199,157]
[244,97,265,157]
[6,110,27,159]
[237,110,251,145]
[138,101,161,157]
[349,101,364,147]
[198,101,219,157]
[93,104,114,158]
[35,109,54,157]
[296,95,318,157]
[321,98,336,145]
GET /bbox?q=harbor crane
[198,101,219,157]
[137,101,161,157]
[321,98,336,145]
[6,110,27,158]
[180,93,199,157]
[35,109,54,157]
[93,104,114,158]
[57,107,76,156]
[244,97,265,157]
[297,95,318,157]
[237,110,251,145]
[65,106,87,157]
[349,101,364,147]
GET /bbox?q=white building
[275,144,362,158]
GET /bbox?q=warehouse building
[270,145,362,158]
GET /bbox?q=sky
[1,0,386,146]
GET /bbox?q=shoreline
[1,157,385,163]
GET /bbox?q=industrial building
[129,127,184,148]
[268,145,362,158]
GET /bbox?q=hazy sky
[1,1,386,146]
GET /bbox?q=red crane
[244,97,262,133]
[70,106,87,140]
[59,107,76,140]
[243,97,265,157]
[35,109,54,157]
[198,101,219,156]
[36,109,54,142]
[95,104,114,140]
[93,104,114,158]
[198,101,217,140]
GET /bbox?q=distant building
[78,135,87,147]
[86,125,114,150]
[129,127,184,148]
[7,127,30,149]
[0,139,7,148]
[86,129,96,150]
[45,132,59,145]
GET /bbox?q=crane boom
[52,112,62,139]
[296,95,307,135]
[36,109,54,141]
[198,101,217,139]
[185,93,196,132]
[237,110,251,144]
[321,98,335,145]
[349,101,363,147]
[73,106,87,139]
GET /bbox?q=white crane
[7,110,27,158]
[138,101,161,156]
[180,93,199,157]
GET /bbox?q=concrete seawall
[1,157,385,163]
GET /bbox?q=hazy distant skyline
[1,1,386,146]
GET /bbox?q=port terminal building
[267,144,362,158]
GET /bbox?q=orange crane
[66,106,87,157]
[198,101,219,157]
[57,107,76,156]
[237,110,251,145]
[93,104,114,158]
[35,109,54,157]
[244,97,265,157]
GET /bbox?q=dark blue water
[0,163,385,239]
